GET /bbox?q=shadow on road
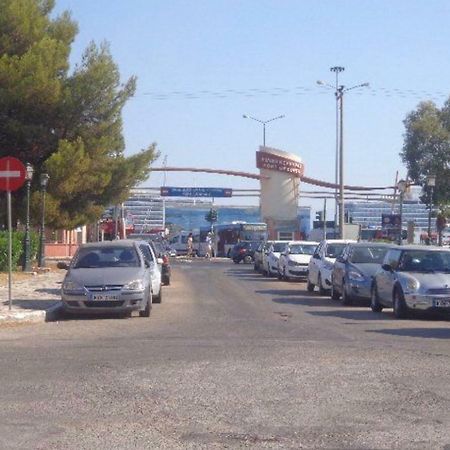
[256,289,310,297]
[35,288,61,295]
[272,296,337,307]
[367,327,450,339]
[308,309,393,321]
[6,299,58,311]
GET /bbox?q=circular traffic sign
[0,157,27,192]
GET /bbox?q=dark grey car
[331,242,391,305]
[60,240,153,317]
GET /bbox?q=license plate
[433,299,450,307]
[91,294,120,301]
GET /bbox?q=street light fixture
[243,114,285,147]
[397,179,407,245]
[317,73,369,239]
[22,163,34,272]
[426,174,436,245]
[38,173,49,267]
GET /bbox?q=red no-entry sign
[0,157,26,191]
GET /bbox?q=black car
[149,240,172,285]
[230,241,261,264]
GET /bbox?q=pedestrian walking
[205,232,213,259]
[187,232,194,258]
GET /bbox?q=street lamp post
[38,173,49,267]
[22,163,34,271]
[397,179,407,245]
[317,77,369,239]
[426,174,436,245]
[243,114,285,147]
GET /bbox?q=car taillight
[239,248,246,254]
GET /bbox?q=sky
[53,0,450,214]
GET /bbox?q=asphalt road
[0,259,449,449]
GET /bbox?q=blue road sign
[160,187,232,198]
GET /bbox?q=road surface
[1,259,449,449]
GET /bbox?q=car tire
[307,279,315,292]
[153,287,162,304]
[393,288,408,319]
[277,269,283,280]
[318,273,327,296]
[330,282,340,300]
[284,270,290,282]
[370,284,383,312]
[341,280,352,306]
[233,259,240,264]
[139,293,152,317]
[243,255,253,264]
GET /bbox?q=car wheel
[139,293,152,317]
[153,287,162,304]
[277,268,283,280]
[318,273,326,296]
[307,278,315,292]
[370,284,383,312]
[393,288,408,319]
[233,259,240,264]
[284,270,290,282]
[341,280,352,306]
[330,281,340,300]
[243,255,253,264]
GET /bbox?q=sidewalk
[0,270,64,326]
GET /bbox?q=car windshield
[73,246,140,268]
[325,243,346,258]
[349,246,388,264]
[398,250,450,273]
[272,243,286,252]
[289,244,316,255]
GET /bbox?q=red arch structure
[151,167,395,191]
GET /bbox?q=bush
[0,231,39,271]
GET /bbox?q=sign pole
[7,190,12,310]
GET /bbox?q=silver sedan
[59,240,153,317]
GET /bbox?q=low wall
[45,243,79,258]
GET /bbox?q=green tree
[401,100,450,206]
[0,0,157,229]
[204,208,218,225]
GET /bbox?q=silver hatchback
[59,240,153,317]
[371,245,450,318]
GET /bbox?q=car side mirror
[57,261,69,270]
[381,263,393,272]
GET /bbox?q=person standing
[205,232,213,259]
[187,232,194,258]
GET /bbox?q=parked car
[59,240,157,317]
[371,245,450,319]
[330,242,391,305]
[149,240,172,286]
[230,241,260,264]
[254,240,273,272]
[307,239,356,294]
[277,241,318,281]
[264,241,289,277]
[136,240,163,302]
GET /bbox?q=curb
[0,301,63,327]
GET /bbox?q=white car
[307,239,356,294]
[277,241,318,281]
[264,241,289,277]
[135,240,163,303]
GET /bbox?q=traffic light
[315,211,323,221]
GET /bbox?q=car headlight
[62,280,84,294]
[404,278,419,293]
[123,279,145,291]
[348,270,365,281]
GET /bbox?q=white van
[168,232,200,255]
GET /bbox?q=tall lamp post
[397,179,407,245]
[22,163,34,271]
[426,174,436,245]
[317,77,369,239]
[38,173,49,267]
[243,114,285,147]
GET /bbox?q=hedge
[0,231,39,271]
